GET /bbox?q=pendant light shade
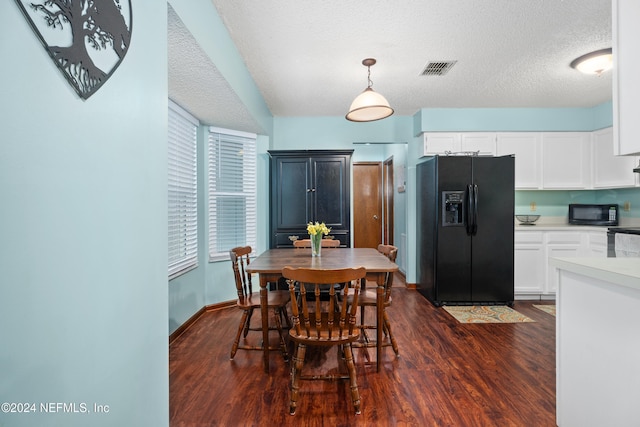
[346,58,394,122]
[570,48,613,75]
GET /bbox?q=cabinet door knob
[373,215,379,220]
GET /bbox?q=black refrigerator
[416,155,514,306]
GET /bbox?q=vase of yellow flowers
[307,221,331,257]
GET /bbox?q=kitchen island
[551,257,640,427]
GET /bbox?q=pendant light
[570,48,613,75]
[346,58,394,122]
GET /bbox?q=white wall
[0,2,168,426]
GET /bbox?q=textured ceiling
[169,0,612,130]
[168,6,262,133]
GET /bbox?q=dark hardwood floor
[170,276,556,426]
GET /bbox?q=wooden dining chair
[292,238,340,248]
[293,238,341,300]
[229,246,291,361]
[350,244,399,357]
[282,266,366,416]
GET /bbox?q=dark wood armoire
[268,150,353,248]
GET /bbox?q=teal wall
[516,191,595,217]
[596,187,640,218]
[0,2,168,427]
[273,115,413,149]
[414,102,613,133]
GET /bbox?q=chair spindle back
[283,266,365,342]
[230,246,253,299]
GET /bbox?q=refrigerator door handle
[466,184,474,235]
[472,184,478,235]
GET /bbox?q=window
[208,127,257,261]
[168,100,198,278]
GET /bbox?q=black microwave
[568,204,619,226]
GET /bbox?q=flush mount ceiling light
[570,48,613,75]
[346,58,394,122]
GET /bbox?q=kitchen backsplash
[515,188,640,220]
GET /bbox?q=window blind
[168,100,198,278]
[208,127,257,261]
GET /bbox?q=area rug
[443,305,535,324]
[533,304,556,317]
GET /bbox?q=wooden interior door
[383,157,394,245]
[353,162,382,248]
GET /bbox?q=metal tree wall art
[15,0,132,100]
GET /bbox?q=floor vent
[421,61,457,76]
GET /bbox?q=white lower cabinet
[545,232,586,294]
[588,231,608,257]
[514,232,545,295]
[514,228,607,299]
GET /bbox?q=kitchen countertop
[514,224,610,231]
[549,257,640,291]
[514,216,640,231]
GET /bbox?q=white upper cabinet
[460,133,496,155]
[592,127,638,188]
[423,133,497,156]
[541,132,591,189]
[613,0,640,155]
[425,128,637,190]
[496,133,542,189]
[423,133,460,155]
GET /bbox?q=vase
[310,234,322,257]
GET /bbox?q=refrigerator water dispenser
[442,191,465,226]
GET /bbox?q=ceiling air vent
[421,61,457,76]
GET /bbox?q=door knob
[373,215,379,220]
